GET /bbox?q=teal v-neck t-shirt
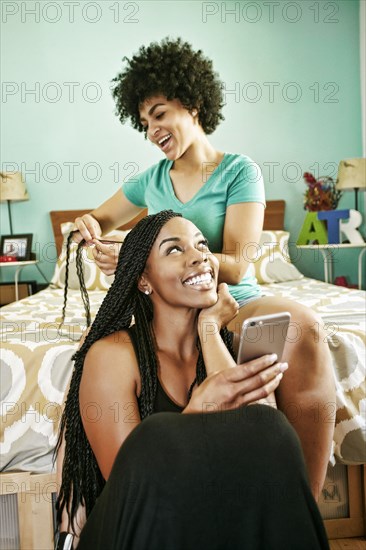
[122,153,266,303]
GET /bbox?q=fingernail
[279,362,288,372]
[269,354,277,362]
[277,372,283,380]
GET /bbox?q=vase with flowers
[303,172,342,211]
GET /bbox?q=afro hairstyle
[111,37,224,135]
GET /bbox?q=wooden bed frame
[1,200,365,549]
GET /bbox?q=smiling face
[139,96,200,161]
[138,217,219,310]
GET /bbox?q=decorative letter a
[296,212,328,245]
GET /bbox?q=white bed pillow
[253,230,303,284]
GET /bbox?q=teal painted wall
[1,0,363,287]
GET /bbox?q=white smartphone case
[236,312,291,364]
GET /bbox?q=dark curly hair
[56,209,235,529]
[111,37,224,135]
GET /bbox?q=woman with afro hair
[57,210,329,550]
[72,37,335,504]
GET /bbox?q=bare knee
[285,306,330,362]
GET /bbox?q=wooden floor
[329,538,366,549]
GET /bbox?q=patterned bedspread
[261,278,365,465]
[1,279,365,472]
[0,287,104,472]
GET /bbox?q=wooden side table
[0,260,39,301]
[296,244,366,289]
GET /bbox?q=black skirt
[78,405,329,550]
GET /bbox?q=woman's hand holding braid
[89,240,122,276]
[74,214,121,275]
[74,213,103,243]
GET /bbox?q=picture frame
[0,234,33,261]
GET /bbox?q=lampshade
[336,159,366,191]
[0,172,29,202]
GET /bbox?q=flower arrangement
[302,172,342,212]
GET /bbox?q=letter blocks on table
[297,209,365,245]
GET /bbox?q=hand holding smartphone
[236,312,291,364]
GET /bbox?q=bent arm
[74,188,144,242]
[90,188,144,234]
[198,319,237,377]
[213,202,264,285]
[192,292,286,412]
[56,329,138,544]
[197,283,238,375]
[79,332,141,479]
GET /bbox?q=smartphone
[236,312,291,364]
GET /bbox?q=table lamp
[0,172,29,234]
[336,158,366,211]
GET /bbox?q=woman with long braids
[57,210,329,550]
[72,37,335,503]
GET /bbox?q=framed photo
[0,234,33,261]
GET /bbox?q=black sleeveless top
[128,326,184,414]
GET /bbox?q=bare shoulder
[83,330,141,396]
[80,329,142,478]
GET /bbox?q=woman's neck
[173,131,223,175]
[151,308,198,361]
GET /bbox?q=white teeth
[159,134,171,145]
[184,273,212,286]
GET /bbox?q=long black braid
[55,209,235,530]
[60,233,91,328]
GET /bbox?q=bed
[1,201,365,549]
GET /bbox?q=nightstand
[296,244,366,289]
[0,259,39,301]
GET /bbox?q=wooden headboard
[50,200,285,256]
